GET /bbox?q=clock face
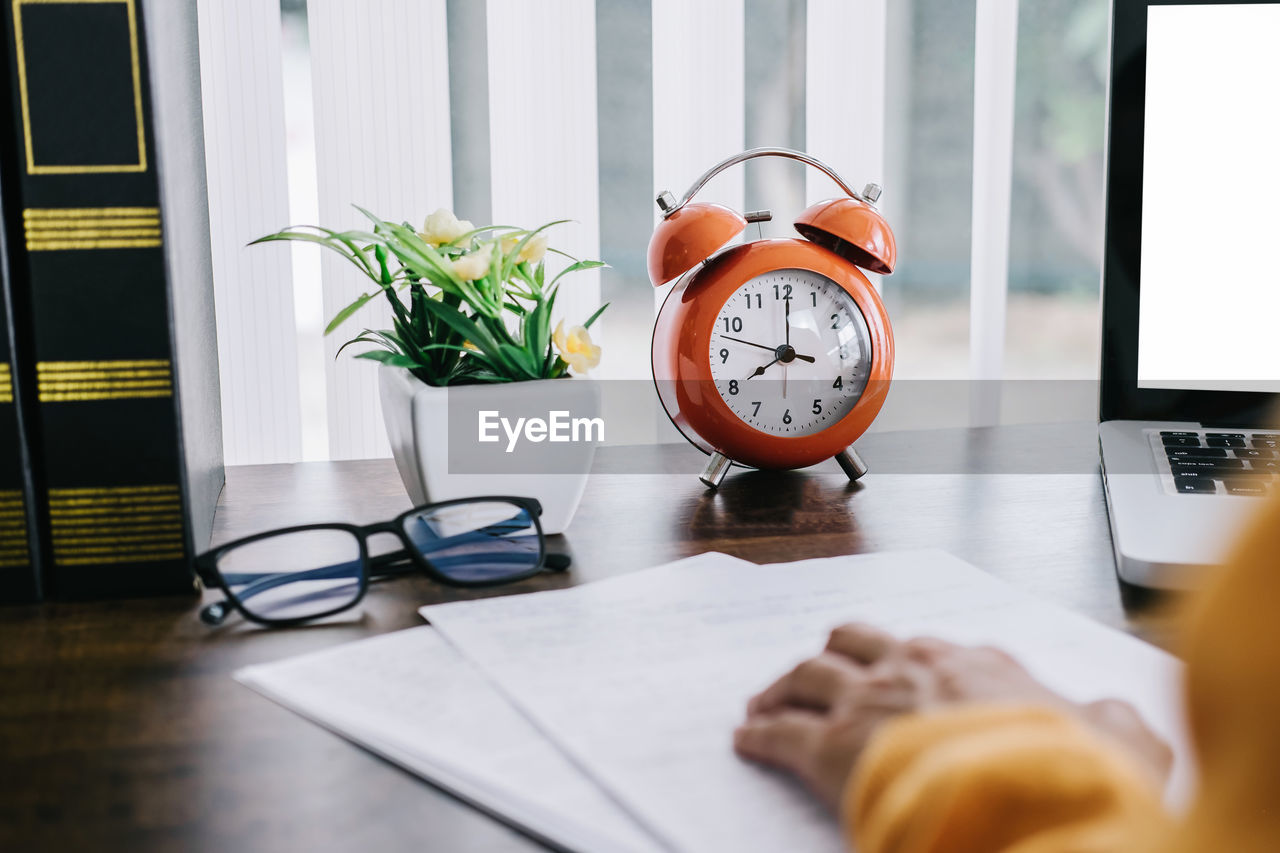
[707,268,872,436]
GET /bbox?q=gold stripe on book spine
[57,552,184,566]
[23,207,158,219]
[0,490,29,567]
[36,359,172,402]
[23,206,162,250]
[47,484,178,495]
[0,362,11,403]
[48,483,184,567]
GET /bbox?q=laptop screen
[1138,3,1280,394]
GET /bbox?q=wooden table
[0,423,1182,852]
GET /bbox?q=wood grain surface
[0,424,1186,852]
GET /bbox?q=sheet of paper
[235,626,662,853]
[422,550,1190,853]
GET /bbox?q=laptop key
[1234,448,1276,459]
[1173,475,1216,493]
[1207,437,1246,448]
[1162,435,1202,447]
[1170,459,1245,473]
[1206,433,1246,439]
[1225,479,1268,497]
[1253,435,1280,449]
[1165,447,1228,459]
[1160,431,1200,437]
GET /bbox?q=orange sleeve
[843,705,1168,853]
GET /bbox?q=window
[201,0,1110,463]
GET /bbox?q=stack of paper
[237,550,1190,853]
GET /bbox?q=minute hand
[719,335,775,353]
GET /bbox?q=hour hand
[746,357,780,379]
[790,352,816,364]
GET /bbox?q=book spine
[0,269,42,602]
[0,0,197,598]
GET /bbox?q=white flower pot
[378,366,599,535]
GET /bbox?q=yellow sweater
[844,495,1280,852]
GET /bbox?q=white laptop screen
[1138,3,1280,393]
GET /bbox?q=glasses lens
[216,528,363,622]
[402,500,542,583]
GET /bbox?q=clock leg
[835,447,868,482]
[699,452,732,490]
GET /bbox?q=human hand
[733,623,1172,810]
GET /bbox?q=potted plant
[255,207,608,533]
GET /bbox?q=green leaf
[500,220,570,287]
[549,259,608,289]
[417,297,510,370]
[454,224,523,244]
[527,297,550,363]
[375,243,392,285]
[582,301,610,329]
[325,292,377,335]
[251,227,377,281]
[353,350,420,369]
[334,333,385,359]
[498,343,539,378]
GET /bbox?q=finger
[734,709,825,776]
[899,636,956,663]
[826,622,897,664]
[747,653,859,715]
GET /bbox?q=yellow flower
[450,249,490,281]
[553,320,601,375]
[500,234,521,256]
[517,233,548,264]
[419,208,474,246]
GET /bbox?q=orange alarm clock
[649,148,896,489]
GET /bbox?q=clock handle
[657,147,880,218]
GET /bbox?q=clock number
[773,283,793,300]
[782,409,792,425]
[728,380,739,396]
[719,348,729,364]
[810,291,817,307]
[723,316,743,333]
[811,399,822,415]
[830,313,841,330]
[751,401,762,416]
[833,376,843,390]
[742,293,762,309]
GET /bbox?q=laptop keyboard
[1151,430,1280,496]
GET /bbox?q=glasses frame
[193,496,549,627]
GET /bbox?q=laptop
[1099,0,1280,589]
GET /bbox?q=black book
[0,0,222,599]
[0,233,41,602]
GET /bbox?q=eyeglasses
[193,496,568,627]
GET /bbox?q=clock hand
[789,353,816,364]
[720,335,775,353]
[746,357,780,380]
[784,298,791,348]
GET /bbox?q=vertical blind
[197,0,1021,465]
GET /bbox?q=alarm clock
[648,147,896,489]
